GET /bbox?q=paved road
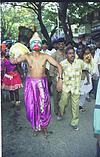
[2,88,97,157]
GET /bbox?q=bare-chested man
[11,32,62,137]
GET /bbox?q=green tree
[68,2,100,24]
[58,2,100,42]
[9,2,58,45]
[1,2,100,43]
[1,3,36,41]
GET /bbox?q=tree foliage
[57,2,100,41]
[68,2,100,24]
[1,3,36,41]
[1,2,100,43]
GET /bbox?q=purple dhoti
[24,76,51,131]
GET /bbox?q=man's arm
[10,54,27,64]
[46,54,62,79]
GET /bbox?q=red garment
[2,71,22,90]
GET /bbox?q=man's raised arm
[10,54,27,64]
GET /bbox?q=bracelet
[58,77,63,80]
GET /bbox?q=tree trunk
[58,2,72,42]
[37,3,51,45]
[67,15,73,40]
[37,15,51,44]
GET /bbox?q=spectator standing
[49,38,66,119]
[92,42,100,98]
[93,78,100,157]
[79,47,93,111]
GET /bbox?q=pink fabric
[24,76,51,131]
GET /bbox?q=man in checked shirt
[58,47,94,131]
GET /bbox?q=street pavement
[2,87,97,157]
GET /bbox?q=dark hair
[57,37,65,43]
[66,41,73,46]
[65,47,75,54]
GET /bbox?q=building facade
[78,8,100,43]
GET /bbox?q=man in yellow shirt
[58,47,93,131]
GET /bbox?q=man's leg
[96,140,100,157]
[59,91,70,117]
[15,89,19,101]
[9,90,14,102]
[15,89,20,106]
[92,78,99,99]
[79,93,87,112]
[70,93,80,127]
[52,82,61,115]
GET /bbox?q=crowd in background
[1,35,100,156]
[1,36,100,119]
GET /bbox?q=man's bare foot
[42,128,53,139]
[33,131,39,137]
[43,128,48,137]
[57,112,62,120]
[79,106,87,112]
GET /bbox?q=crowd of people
[1,32,100,156]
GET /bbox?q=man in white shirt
[92,42,100,98]
[41,40,56,95]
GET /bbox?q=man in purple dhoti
[11,32,62,137]
[24,77,51,133]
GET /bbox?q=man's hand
[10,58,17,64]
[56,79,63,92]
[92,73,98,80]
